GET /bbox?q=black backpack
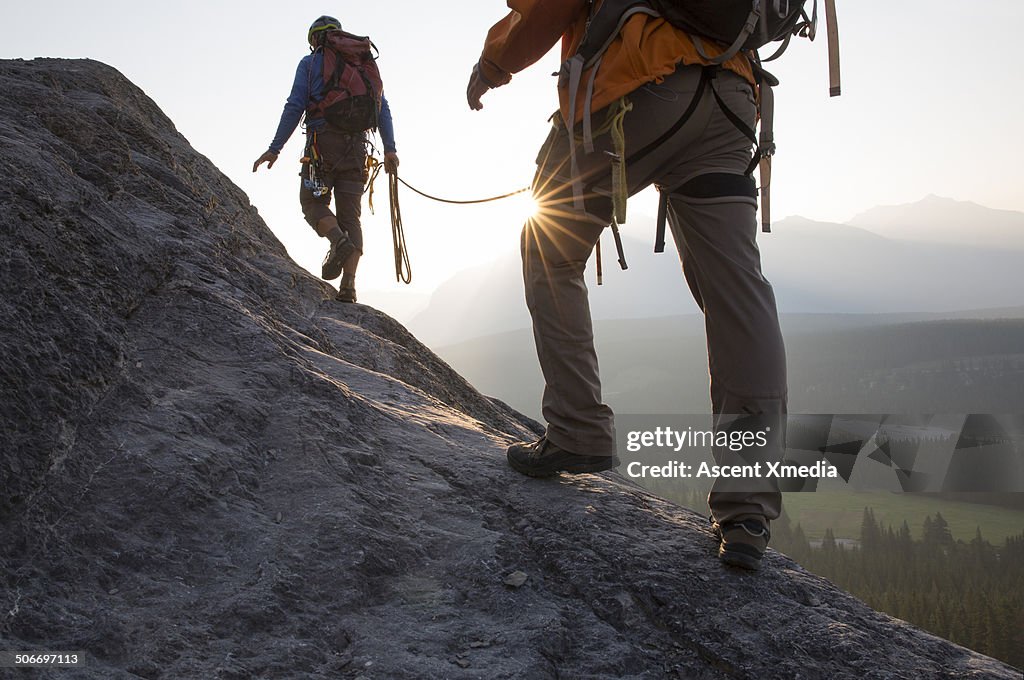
[574,0,839,92]
[652,0,809,49]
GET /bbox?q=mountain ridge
[848,194,1024,249]
[410,204,1024,346]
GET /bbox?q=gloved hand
[252,150,279,172]
[384,152,400,175]
[466,63,490,111]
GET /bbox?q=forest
[713,487,1024,669]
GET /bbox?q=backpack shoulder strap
[557,0,659,211]
[573,0,659,70]
[691,8,762,65]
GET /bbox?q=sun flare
[512,190,540,221]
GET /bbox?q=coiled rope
[388,171,412,284]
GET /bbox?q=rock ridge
[0,58,1018,679]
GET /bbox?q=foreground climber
[253,15,399,303]
[468,1,787,570]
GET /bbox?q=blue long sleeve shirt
[268,51,397,155]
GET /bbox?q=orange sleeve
[478,0,587,86]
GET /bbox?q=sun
[512,190,540,220]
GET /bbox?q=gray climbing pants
[523,62,785,524]
[299,127,368,252]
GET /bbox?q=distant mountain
[411,207,1024,346]
[849,194,1024,250]
[758,214,1024,313]
[437,313,1024,422]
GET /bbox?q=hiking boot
[336,285,357,303]
[321,233,355,281]
[712,517,771,571]
[506,437,616,478]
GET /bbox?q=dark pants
[299,127,368,251]
[524,63,786,524]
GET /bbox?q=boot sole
[719,547,763,571]
[507,454,616,478]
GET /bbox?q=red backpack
[307,30,384,133]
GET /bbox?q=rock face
[0,59,1018,679]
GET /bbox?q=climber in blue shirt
[253,15,399,304]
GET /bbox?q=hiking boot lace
[737,520,769,538]
[528,439,551,459]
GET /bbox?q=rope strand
[395,177,529,205]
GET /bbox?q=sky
[2,1,1022,318]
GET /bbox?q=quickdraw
[301,131,328,197]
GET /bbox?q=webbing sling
[655,190,670,253]
[594,222,628,286]
[824,0,841,96]
[756,79,776,231]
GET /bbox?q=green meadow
[781,492,1024,543]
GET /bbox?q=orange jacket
[479,0,756,123]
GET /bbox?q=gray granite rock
[0,59,1018,679]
